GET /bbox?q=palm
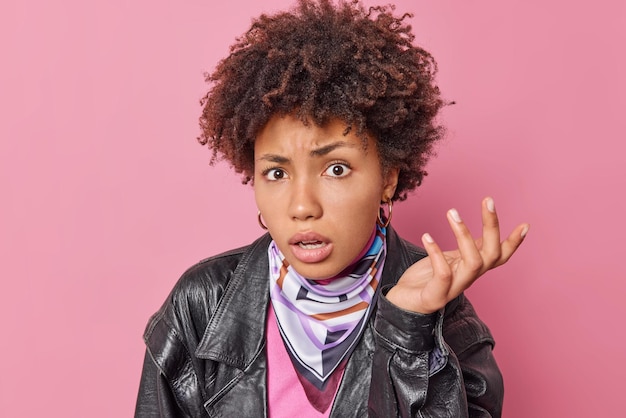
[386,198,528,314]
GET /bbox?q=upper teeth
[299,241,324,249]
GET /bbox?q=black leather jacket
[135,227,503,417]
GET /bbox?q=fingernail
[521,224,530,238]
[448,208,462,223]
[423,233,434,243]
[486,197,495,213]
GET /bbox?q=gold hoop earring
[257,211,268,230]
[377,200,393,228]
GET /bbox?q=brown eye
[324,163,351,178]
[265,168,287,181]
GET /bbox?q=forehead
[255,114,371,153]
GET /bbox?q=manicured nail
[486,197,495,213]
[423,233,434,244]
[448,208,462,223]
[521,224,530,238]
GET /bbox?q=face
[254,114,398,280]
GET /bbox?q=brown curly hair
[198,0,444,201]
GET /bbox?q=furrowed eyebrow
[256,141,358,163]
[256,154,290,164]
[309,141,357,157]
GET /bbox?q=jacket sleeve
[134,286,213,418]
[135,350,188,418]
[442,294,504,417]
[368,291,503,418]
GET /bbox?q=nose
[288,178,323,222]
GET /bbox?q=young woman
[135,1,529,417]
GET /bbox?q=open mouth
[289,234,333,264]
[298,240,326,250]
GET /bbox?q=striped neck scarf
[268,225,386,390]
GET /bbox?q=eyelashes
[262,167,287,181]
[260,161,353,181]
[323,162,351,178]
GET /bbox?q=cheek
[254,180,273,206]
[254,184,290,232]
[335,188,382,225]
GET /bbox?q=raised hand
[386,197,529,314]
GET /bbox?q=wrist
[385,285,438,315]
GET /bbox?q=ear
[381,167,399,202]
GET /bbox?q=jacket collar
[194,226,412,370]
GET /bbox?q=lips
[288,232,333,263]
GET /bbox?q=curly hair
[198,0,444,201]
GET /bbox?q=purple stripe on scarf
[268,224,387,389]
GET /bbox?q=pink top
[266,307,342,418]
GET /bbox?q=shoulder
[143,235,270,348]
[398,235,428,262]
[384,226,428,276]
[170,244,248,314]
[172,244,249,305]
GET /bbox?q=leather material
[135,227,503,417]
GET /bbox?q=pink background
[1,0,624,416]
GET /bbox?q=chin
[292,262,339,281]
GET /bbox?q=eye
[264,168,288,181]
[324,163,351,178]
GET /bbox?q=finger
[447,208,484,277]
[420,233,454,311]
[496,223,530,266]
[480,197,502,266]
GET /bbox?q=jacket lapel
[195,234,272,417]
